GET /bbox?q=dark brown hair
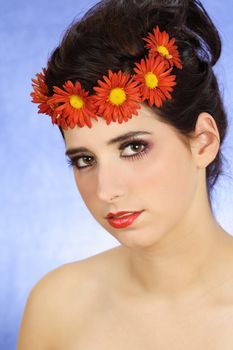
[45,0,229,207]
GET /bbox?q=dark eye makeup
[66,137,152,170]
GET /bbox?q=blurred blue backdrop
[0,0,233,349]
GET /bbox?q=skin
[18,103,233,349]
[63,103,233,301]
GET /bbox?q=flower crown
[30,26,183,130]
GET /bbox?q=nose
[96,162,125,203]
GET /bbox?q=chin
[110,228,165,249]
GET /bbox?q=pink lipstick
[106,210,144,229]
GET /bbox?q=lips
[106,210,144,229]
[106,211,136,219]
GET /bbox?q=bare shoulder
[17,262,84,350]
[17,246,122,350]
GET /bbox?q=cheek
[132,145,197,228]
[74,171,92,201]
[73,171,100,215]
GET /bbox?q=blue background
[1,1,233,349]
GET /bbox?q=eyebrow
[65,131,152,158]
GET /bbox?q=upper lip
[105,210,143,219]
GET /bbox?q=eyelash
[66,138,151,170]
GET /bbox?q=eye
[66,138,151,170]
[66,155,95,169]
[119,140,147,157]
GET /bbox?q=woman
[18,0,233,348]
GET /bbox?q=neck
[122,197,231,301]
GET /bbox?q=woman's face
[63,104,198,249]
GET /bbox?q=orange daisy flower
[143,25,183,69]
[48,81,98,129]
[93,70,142,125]
[30,67,55,117]
[133,55,177,108]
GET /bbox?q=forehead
[63,104,177,148]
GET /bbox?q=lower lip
[107,210,144,229]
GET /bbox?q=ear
[189,112,220,169]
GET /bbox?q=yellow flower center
[109,88,126,105]
[157,45,170,57]
[145,72,158,89]
[69,95,84,109]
